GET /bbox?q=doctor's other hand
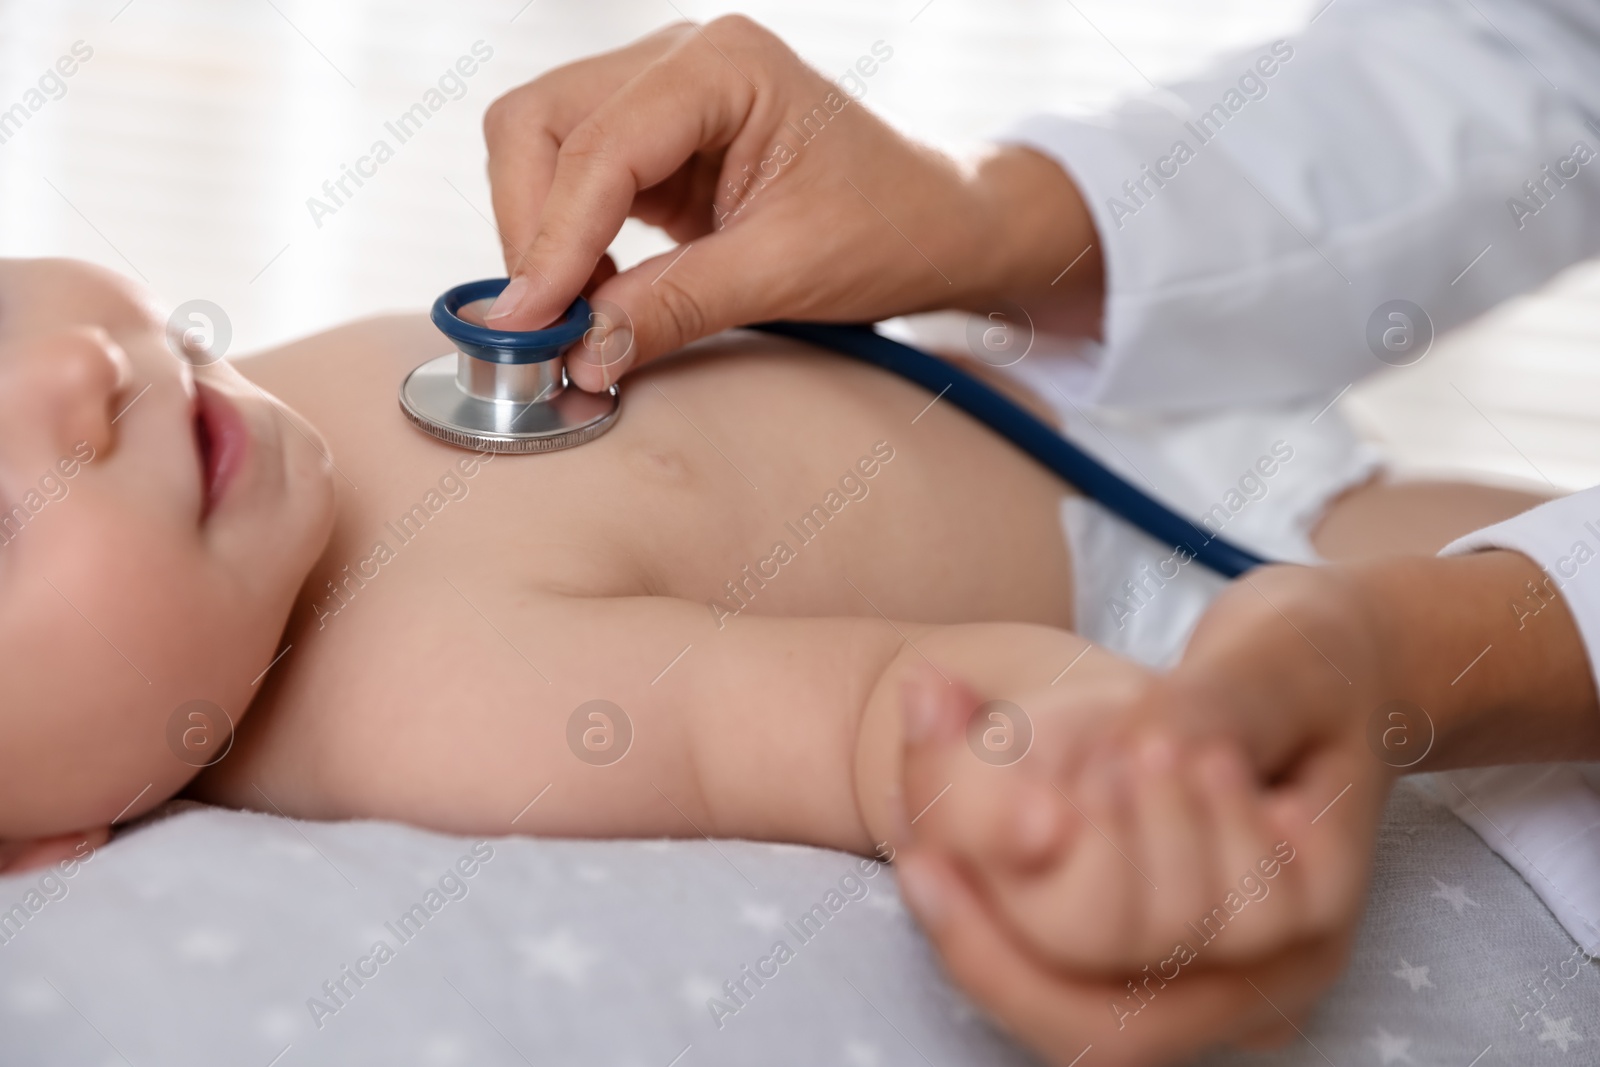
[893,663,1387,1059]
[896,549,1600,1062]
[481,16,1101,391]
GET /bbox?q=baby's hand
[891,568,1409,1063]
[893,668,1387,1063]
[900,668,1338,974]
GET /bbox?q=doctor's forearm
[1359,551,1600,772]
[965,145,1104,337]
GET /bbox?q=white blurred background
[1,0,1597,488]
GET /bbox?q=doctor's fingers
[485,16,804,333]
[484,23,688,283]
[897,672,1100,869]
[562,202,822,391]
[976,733,1212,972]
[898,675,1164,884]
[1261,741,1387,943]
[1172,741,1308,964]
[902,750,1077,875]
[895,850,1326,1067]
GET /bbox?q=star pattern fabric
[1196,778,1600,1066]
[1430,879,1480,916]
[1367,1026,1414,1065]
[0,782,1596,1065]
[1390,958,1432,993]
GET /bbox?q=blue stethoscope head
[400,278,620,453]
[429,278,592,365]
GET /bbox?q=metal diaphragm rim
[399,352,620,454]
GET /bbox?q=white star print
[1391,958,1433,992]
[516,928,598,986]
[1538,1015,1583,1053]
[264,837,318,863]
[1368,1027,1416,1065]
[681,974,723,1009]
[1430,878,1479,915]
[737,902,785,932]
[254,1005,298,1042]
[3,980,61,1015]
[176,927,241,964]
[843,1039,883,1067]
[421,1033,468,1065]
[865,892,903,916]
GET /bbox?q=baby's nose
[0,327,132,462]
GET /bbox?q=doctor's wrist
[964,145,1104,336]
[1352,551,1600,772]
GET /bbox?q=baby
[0,256,1541,1062]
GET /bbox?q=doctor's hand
[481,16,1100,391]
[896,550,1600,1063]
[894,701,1385,1064]
[892,565,1404,1063]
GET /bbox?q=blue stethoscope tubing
[752,320,1270,580]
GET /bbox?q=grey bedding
[0,779,1593,1066]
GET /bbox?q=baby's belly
[587,333,1077,624]
[189,326,1074,824]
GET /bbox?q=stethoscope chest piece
[400,278,619,453]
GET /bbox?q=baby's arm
[477,595,1327,1064]
[576,596,1322,1064]
[510,592,1108,856]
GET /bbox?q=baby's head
[0,258,335,867]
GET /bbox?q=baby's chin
[205,360,337,521]
[260,395,339,586]
[268,387,335,482]
[281,397,338,534]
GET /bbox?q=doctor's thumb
[481,267,572,333]
[563,237,765,393]
[482,253,617,339]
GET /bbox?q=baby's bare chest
[189,338,1073,816]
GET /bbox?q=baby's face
[0,259,335,841]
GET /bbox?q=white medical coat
[1004,0,1600,952]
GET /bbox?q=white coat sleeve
[1437,489,1600,956]
[1440,487,1600,687]
[1001,0,1600,410]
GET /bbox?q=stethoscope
[399,278,619,453]
[404,277,1269,579]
